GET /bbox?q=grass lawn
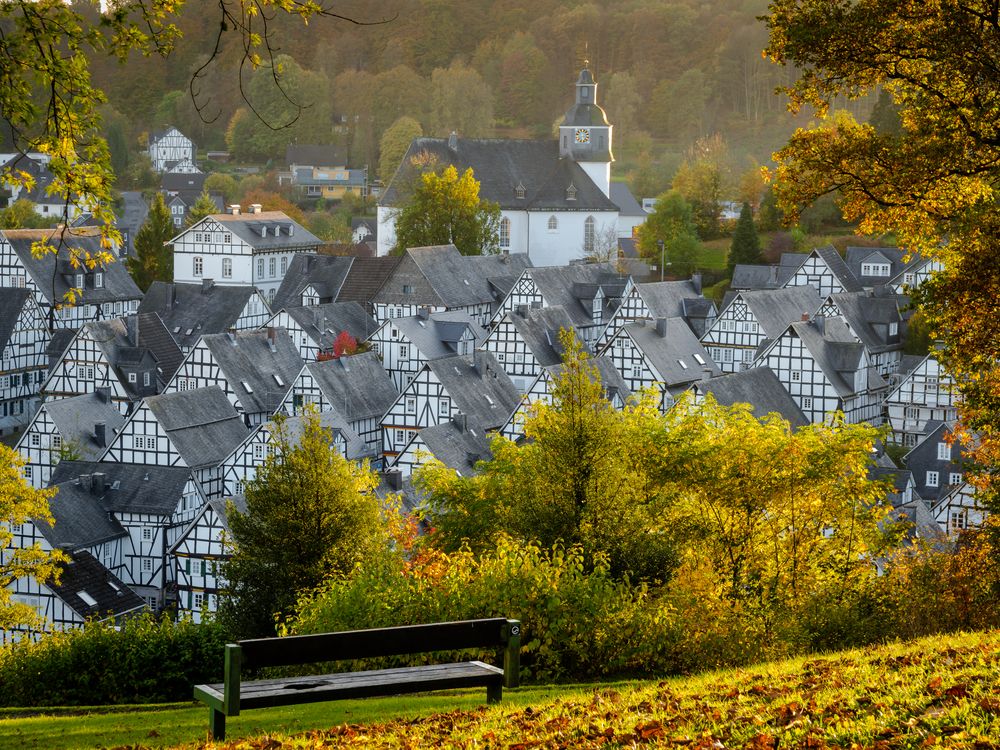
[4,630,1000,749]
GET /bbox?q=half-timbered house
[148,127,195,173]
[784,246,863,296]
[170,496,247,623]
[380,351,519,458]
[481,305,581,393]
[843,246,911,291]
[932,482,985,536]
[884,353,957,446]
[1,228,142,328]
[15,390,125,488]
[271,254,402,314]
[169,207,321,303]
[0,288,48,435]
[369,310,484,391]
[902,421,972,506]
[886,256,945,296]
[100,386,251,499]
[391,414,493,479]
[371,244,531,326]
[265,302,377,361]
[281,352,398,452]
[699,286,822,374]
[165,327,303,426]
[138,280,271,355]
[815,292,905,377]
[600,317,719,411]
[690,366,809,428]
[597,277,716,348]
[755,317,887,425]
[730,258,800,292]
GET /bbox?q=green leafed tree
[0,446,67,633]
[636,189,698,261]
[184,191,218,228]
[379,116,423,184]
[217,410,386,638]
[203,174,240,205]
[727,201,762,276]
[392,165,501,256]
[127,193,174,292]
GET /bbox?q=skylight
[78,590,98,607]
[677,359,688,369]
[273,374,285,387]
[485,394,495,405]
[693,354,705,365]
[241,380,254,393]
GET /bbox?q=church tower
[558,65,614,197]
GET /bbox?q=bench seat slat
[197,661,503,711]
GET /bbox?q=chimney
[812,316,826,334]
[769,265,778,286]
[267,326,277,352]
[95,387,110,404]
[250,203,262,215]
[417,306,431,320]
[655,317,668,338]
[92,472,105,495]
[385,469,402,491]
[516,304,528,318]
[79,474,92,492]
[202,278,214,294]
[801,313,810,322]
[94,422,107,448]
[690,272,702,295]
[226,327,237,346]
[453,413,467,433]
[228,204,241,215]
[126,315,138,346]
[448,131,458,150]
[166,284,176,307]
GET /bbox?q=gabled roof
[264,411,368,463]
[160,172,206,193]
[637,280,714,320]
[730,263,798,291]
[426,352,520,430]
[139,282,264,351]
[805,245,864,293]
[46,550,145,621]
[694,366,809,428]
[80,316,182,395]
[734,285,823,338]
[610,182,645,217]
[387,311,485,360]
[46,327,77,366]
[523,263,626,327]
[52,460,196,516]
[200,329,303,415]
[503,305,580,367]
[144,386,251,469]
[281,302,378,349]
[336,256,404,307]
[0,287,33,346]
[286,144,347,168]
[271,254,353,310]
[4,228,142,305]
[624,318,720,387]
[826,292,903,353]
[183,212,320,251]
[544,354,631,404]
[844,246,909,286]
[381,138,620,211]
[138,312,185,383]
[44,392,126,461]
[411,415,494,476]
[35,479,127,550]
[304,351,399,422]
[788,317,869,398]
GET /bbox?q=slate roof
[389,310,485,360]
[789,317,873,398]
[694,366,809,428]
[282,302,378,349]
[336,256,404,308]
[504,305,580,367]
[808,245,864,293]
[160,172,206,193]
[200,328,304,415]
[35,479,127,550]
[4,228,142,305]
[0,287,32,347]
[427,352,520,430]
[267,411,368,462]
[412,415,494,476]
[827,292,903,353]
[730,263,798,291]
[139,282,263,351]
[610,182,645,217]
[44,392,126,461]
[271,254,353,310]
[46,550,145,621]
[305,351,399,422]
[637,280,715,320]
[844,246,910,287]
[52,459,194,515]
[544,354,631,404]
[381,138,620,212]
[46,328,77,369]
[189,211,320,252]
[523,263,626,327]
[625,318,720,388]
[144,386,251,469]
[138,312,185,383]
[81,316,182,395]
[286,144,347,168]
[735,286,823,338]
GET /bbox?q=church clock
[574,128,591,144]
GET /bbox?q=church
[376,67,644,266]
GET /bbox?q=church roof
[380,138,619,212]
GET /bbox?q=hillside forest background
[22,0,878,205]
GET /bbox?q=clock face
[574,128,591,144]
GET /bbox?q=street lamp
[657,239,665,282]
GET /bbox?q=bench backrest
[237,618,518,670]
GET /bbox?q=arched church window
[500,217,511,248]
[584,216,596,254]
[547,215,558,231]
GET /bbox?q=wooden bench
[193,618,521,740]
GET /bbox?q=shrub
[0,614,226,706]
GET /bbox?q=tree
[0,445,67,633]
[604,72,642,139]
[763,1,1000,501]
[127,193,174,292]
[218,410,386,638]
[392,165,501,256]
[0,200,59,230]
[636,190,697,260]
[379,116,423,184]
[672,135,729,239]
[664,231,701,279]
[239,190,306,225]
[418,332,676,582]
[184,191,218,228]
[427,64,494,138]
[204,174,240,205]
[727,202,762,275]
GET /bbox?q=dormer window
[515,183,526,199]
[566,184,577,201]
[95,271,104,289]
[75,273,84,288]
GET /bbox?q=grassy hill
[4,630,1000,749]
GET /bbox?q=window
[926,471,940,487]
[631,365,642,378]
[405,396,416,414]
[439,399,450,417]
[515,183,525,199]
[395,429,405,444]
[128,372,137,383]
[23,466,31,479]
[949,472,963,485]
[142,528,152,541]
[193,256,203,277]
[280,256,287,275]
[889,322,899,336]
[499,217,510,248]
[791,371,801,382]
[95,272,103,288]
[802,397,813,409]
[142,558,153,572]
[904,272,915,285]
[222,257,232,278]
[937,442,950,460]
[75,273,84,288]
[547,215,558,232]
[904,406,920,419]
[399,345,409,360]
[950,510,968,532]
[51,435,61,451]
[723,349,733,362]
[224,233,232,243]
[253,443,265,461]
[30,433,40,447]
[269,257,276,277]
[143,372,151,387]
[257,258,264,278]
[583,216,596,254]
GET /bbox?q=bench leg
[209,707,227,741]
[487,682,502,704]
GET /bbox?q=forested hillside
[76,0,875,189]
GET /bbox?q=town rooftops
[693,366,809,428]
[139,281,265,351]
[144,386,251,469]
[826,292,903,353]
[544,354,631,405]
[186,211,321,251]
[427,352,520,429]
[46,550,145,622]
[387,310,485,361]
[281,302,378,349]
[271,254,353,310]
[725,285,823,338]
[44,391,126,461]
[80,316,183,395]
[286,144,347,168]
[624,317,721,387]
[730,262,798,291]
[303,351,399,423]
[609,182,645,217]
[522,262,627,327]
[412,414,494,476]
[52,460,196,517]
[200,328,304,415]
[788,317,880,398]
[504,305,581,367]
[0,287,33,346]
[35,477,126,550]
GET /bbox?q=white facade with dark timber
[932,483,985,537]
[784,246,862,297]
[885,353,958,446]
[0,289,48,434]
[148,127,195,172]
[42,323,133,414]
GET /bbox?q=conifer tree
[727,201,762,276]
[127,193,175,292]
[184,191,218,228]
